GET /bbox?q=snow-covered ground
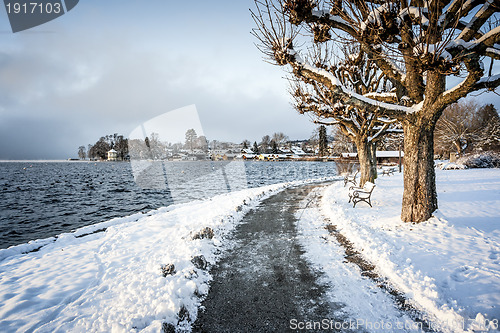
[1,168,498,333]
[0,179,334,333]
[297,168,500,333]
[296,190,420,332]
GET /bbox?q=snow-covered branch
[290,52,415,119]
[472,74,500,92]
[457,0,496,42]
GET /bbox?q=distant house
[258,154,282,161]
[241,148,254,155]
[341,152,358,160]
[376,151,404,165]
[236,153,257,160]
[107,149,118,161]
[291,146,307,156]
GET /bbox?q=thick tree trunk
[401,121,438,222]
[356,139,376,187]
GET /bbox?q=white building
[107,149,118,161]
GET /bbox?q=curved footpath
[192,184,349,333]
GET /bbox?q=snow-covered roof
[376,151,404,158]
[291,147,306,155]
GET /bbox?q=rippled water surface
[0,161,337,248]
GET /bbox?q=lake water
[0,161,338,249]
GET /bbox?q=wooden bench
[348,182,376,208]
[343,170,359,187]
[380,167,397,176]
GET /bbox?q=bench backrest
[364,182,376,192]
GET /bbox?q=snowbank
[318,169,500,332]
[436,152,500,170]
[0,179,334,332]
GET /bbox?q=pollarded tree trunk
[401,120,438,222]
[355,139,376,187]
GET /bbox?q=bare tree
[378,126,404,152]
[78,146,86,160]
[272,132,289,147]
[260,135,271,153]
[197,136,209,152]
[185,129,198,151]
[434,99,482,157]
[87,144,93,160]
[330,125,354,155]
[435,101,500,157]
[289,47,399,185]
[252,0,500,222]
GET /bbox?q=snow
[399,7,429,26]
[413,42,453,61]
[364,91,397,99]
[0,179,333,332]
[361,3,398,31]
[1,166,499,332]
[487,47,500,57]
[376,150,404,158]
[296,190,419,332]
[477,74,500,85]
[471,25,500,48]
[294,55,418,114]
[311,9,349,27]
[458,0,494,41]
[298,168,500,333]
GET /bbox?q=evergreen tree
[252,141,259,154]
[318,125,328,156]
[271,140,279,154]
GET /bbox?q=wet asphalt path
[193,184,344,332]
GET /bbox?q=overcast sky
[0,0,499,160]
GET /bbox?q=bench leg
[352,197,372,208]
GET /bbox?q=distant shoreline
[0,158,353,163]
[0,160,98,163]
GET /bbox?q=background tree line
[242,132,290,154]
[128,129,210,160]
[78,133,129,161]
